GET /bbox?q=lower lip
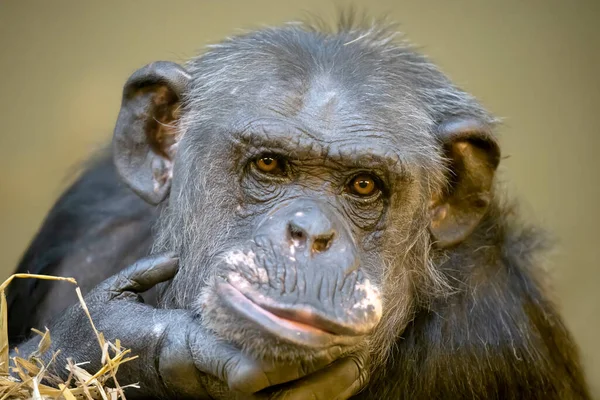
[216,282,362,349]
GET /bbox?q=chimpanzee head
[112,19,500,364]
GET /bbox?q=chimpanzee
[9,15,591,400]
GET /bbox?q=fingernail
[329,345,343,359]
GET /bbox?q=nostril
[312,233,334,253]
[288,223,307,247]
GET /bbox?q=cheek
[341,198,385,232]
[386,183,430,234]
[346,180,425,250]
[240,174,285,204]
[357,247,385,281]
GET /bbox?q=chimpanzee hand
[14,253,369,400]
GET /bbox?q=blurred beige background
[1,0,598,396]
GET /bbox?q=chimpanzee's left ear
[112,61,190,205]
[429,118,501,248]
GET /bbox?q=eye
[347,174,380,197]
[254,155,286,175]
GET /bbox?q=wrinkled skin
[10,15,590,400]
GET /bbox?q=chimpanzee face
[113,25,499,362]
[166,67,440,360]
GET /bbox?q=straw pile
[0,274,138,400]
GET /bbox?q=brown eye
[256,156,281,174]
[349,175,378,197]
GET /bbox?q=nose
[254,199,357,273]
[287,216,335,253]
[256,199,349,256]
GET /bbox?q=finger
[264,354,368,400]
[332,368,370,400]
[187,329,270,394]
[189,326,344,395]
[96,252,179,294]
[224,346,344,394]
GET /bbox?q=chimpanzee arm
[7,153,158,344]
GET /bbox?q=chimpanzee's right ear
[112,61,190,205]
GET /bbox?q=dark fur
[360,202,589,398]
[9,13,590,399]
[7,153,158,344]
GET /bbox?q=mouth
[216,281,365,349]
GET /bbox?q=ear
[429,118,501,248]
[112,61,191,204]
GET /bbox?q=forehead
[186,27,437,160]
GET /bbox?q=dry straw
[0,274,138,400]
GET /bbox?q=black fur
[7,152,157,344]
[361,203,589,398]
